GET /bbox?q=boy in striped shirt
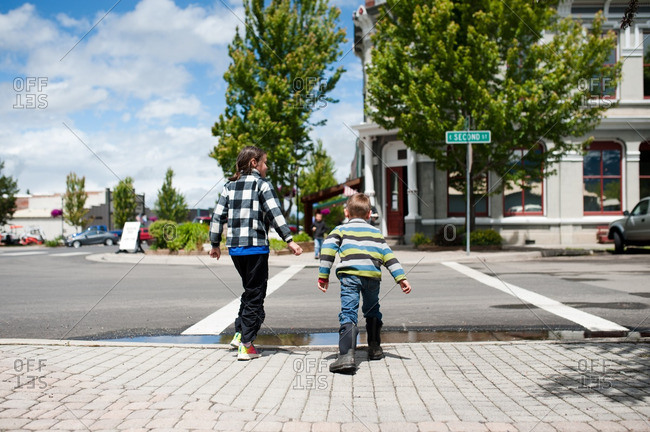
[317,193,412,374]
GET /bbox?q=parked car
[65,229,119,248]
[608,197,650,253]
[193,216,212,224]
[287,224,304,234]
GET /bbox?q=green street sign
[445,130,491,144]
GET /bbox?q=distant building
[9,192,104,239]
[8,188,150,239]
[351,0,650,245]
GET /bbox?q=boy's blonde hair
[346,193,371,219]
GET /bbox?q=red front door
[385,166,406,236]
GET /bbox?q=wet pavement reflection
[101,329,647,345]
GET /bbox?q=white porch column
[626,147,641,209]
[405,148,420,220]
[362,135,376,206]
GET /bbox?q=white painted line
[50,252,91,257]
[0,251,48,257]
[182,264,305,335]
[442,261,628,332]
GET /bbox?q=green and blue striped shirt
[318,218,406,282]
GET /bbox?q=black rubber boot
[366,317,384,360]
[329,323,358,374]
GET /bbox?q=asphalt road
[0,245,649,341]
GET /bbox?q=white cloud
[0,0,365,213]
[0,4,59,51]
[1,0,237,114]
[310,100,364,183]
[137,96,203,122]
[0,123,223,210]
[55,13,89,30]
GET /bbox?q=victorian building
[350,0,650,245]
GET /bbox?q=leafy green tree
[113,177,137,230]
[154,168,188,223]
[366,0,621,230]
[211,0,346,217]
[63,172,89,231]
[0,160,19,226]
[298,140,338,214]
[297,140,344,230]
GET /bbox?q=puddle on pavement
[100,329,646,346]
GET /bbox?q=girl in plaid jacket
[209,146,303,360]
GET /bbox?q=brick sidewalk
[1,340,649,431]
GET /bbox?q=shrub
[44,236,64,247]
[470,229,503,246]
[269,238,287,251]
[434,225,464,246]
[292,232,312,242]
[149,220,177,250]
[410,232,430,247]
[169,222,209,251]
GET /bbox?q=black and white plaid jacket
[210,170,293,248]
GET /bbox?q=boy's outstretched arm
[317,228,341,293]
[379,239,409,288]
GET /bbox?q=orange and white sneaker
[237,343,260,360]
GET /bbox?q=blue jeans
[314,238,324,258]
[338,274,382,326]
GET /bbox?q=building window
[645,32,650,99]
[641,142,650,198]
[591,34,617,99]
[583,142,622,214]
[448,172,488,217]
[504,144,544,216]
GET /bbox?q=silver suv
[608,197,650,253]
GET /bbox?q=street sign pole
[465,118,471,256]
[465,117,471,256]
[445,121,491,255]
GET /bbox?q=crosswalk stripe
[442,261,628,332]
[50,252,90,257]
[0,251,48,257]
[182,264,305,336]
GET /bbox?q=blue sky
[0,0,364,210]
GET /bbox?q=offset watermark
[12,358,48,390]
[13,77,48,109]
[290,77,327,109]
[578,78,614,110]
[292,357,329,390]
[442,224,457,243]
[576,358,612,390]
[163,223,177,242]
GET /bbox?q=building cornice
[351,121,399,138]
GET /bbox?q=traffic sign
[444,128,491,256]
[445,130,491,144]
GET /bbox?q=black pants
[231,253,269,344]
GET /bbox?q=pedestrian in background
[312,211,328,259]
[209,146,303,360]
[317,193,411,374]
